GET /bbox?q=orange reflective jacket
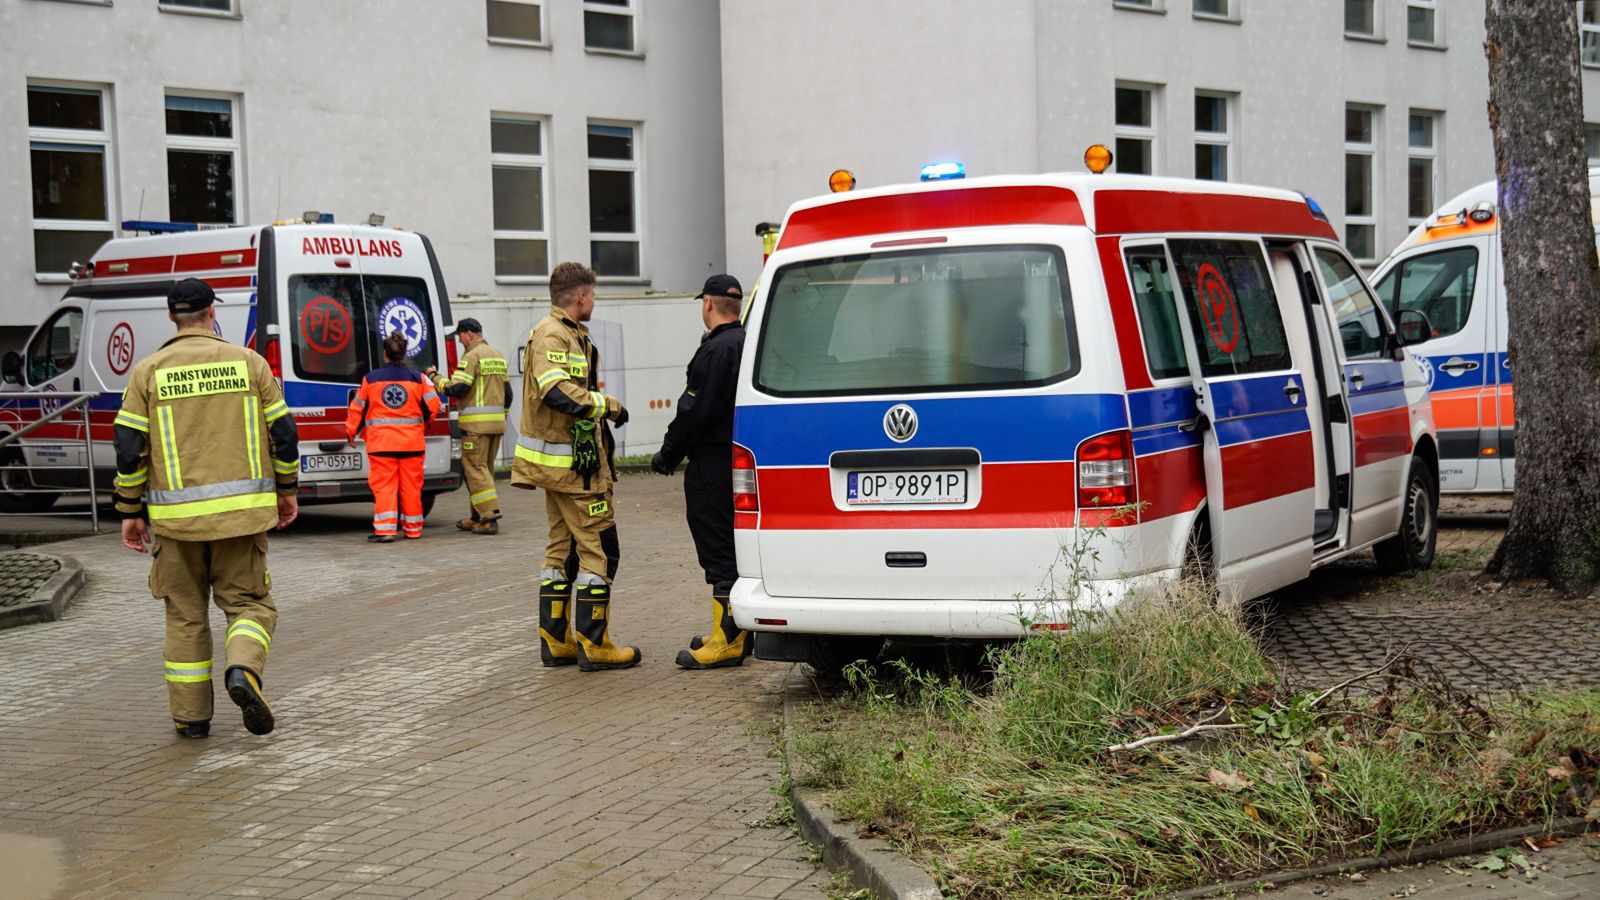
[346,364,442,454]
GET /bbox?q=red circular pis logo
[1194,263,1240,354]
[299,297,352,355]
[107,322,135,375]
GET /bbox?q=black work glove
[613,406,629,427]
[650,451,675,476]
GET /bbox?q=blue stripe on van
[284,381,356,407]
[1127,385,1196,430]
[734,394,1128,467]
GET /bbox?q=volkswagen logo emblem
[883,404,918,443]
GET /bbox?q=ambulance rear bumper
[730,571,1177,639]
[295,472,462,505]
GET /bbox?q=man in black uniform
[652,274,750,669]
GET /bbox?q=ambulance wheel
[0,450,57,514]
[420,493,437,518]
[806,635,884,683]
[1374,457,1437,574]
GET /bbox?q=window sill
[1193,13,1241,25]
[1406,41,1447,52]
[1343,31,1385,44]
[584,46,644,60]
[487,36,551,50]
[1111,2,1165,13]
[494,276,551,285]
[31,0,114,7]
[1584,61,1600,71]
[596,278,651,287]
[158,4,241,20]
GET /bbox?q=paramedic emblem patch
[382,384,408,409]
[883,404,918,443]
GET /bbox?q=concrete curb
[0,553,85,629]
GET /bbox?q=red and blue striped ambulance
[729,168,1439,670]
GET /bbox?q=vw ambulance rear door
[1165,238,1315,598]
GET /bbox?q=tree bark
[1484,0,1600,592]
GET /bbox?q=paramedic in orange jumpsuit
[346,333,442,542]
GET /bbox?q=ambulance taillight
[263,337,283,382]
[1075,430,1136,509]
[732,444,759,511]
[444,335,460,379]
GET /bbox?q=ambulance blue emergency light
[919,161,966,182]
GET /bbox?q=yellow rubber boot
[574,577,641,671]
[538,568,577,667]
[676,584,751,670]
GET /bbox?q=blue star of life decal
[378,298,429,358]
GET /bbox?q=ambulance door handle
[1348,370,1365,388]
[1282,381,1302,403]
[1439,358,1480,374]
[1179,413,1210,434]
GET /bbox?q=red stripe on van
[204,276,254,289]
[1353,407,1413,466]
[1097,236,1154,391]
[735,511,758,530]
[1094,191,1337,240]
[1220,430,1316,508]
[776,186,1086,250]
[755,462,1078,530]
[175,248,257,272]
[93,255,173,277]
[1135,445,1205,522]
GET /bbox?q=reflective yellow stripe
[262,399,289,422]
[157,406,183,490]
[451,370,474,384]
[147,491,277,520]
[589,392,607,419]
[536,368,567,389]
[164,659,212,683]
[459,413,503,424]
[227,619,271,651]
[242,396,263,480]
[514,443,573,469]
[272,459,298,475]
[115,468,148,488]
[114,410,150,431]
[470,488,498,502]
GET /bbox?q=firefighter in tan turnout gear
[511,262,637,671]
[425,318,510,534]
[114,279,300,739]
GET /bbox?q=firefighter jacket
[432,341,509,435]
[113,329,299,541]
[511,305,624,494]
[345,364,442,456]
[658,321,745,470]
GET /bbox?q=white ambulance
[0,222,463,514]
[1367,169,1600,494]
[729,167,1440,671]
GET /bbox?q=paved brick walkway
[0,475,824,899]
[0,552,59,608]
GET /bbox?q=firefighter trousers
[544,489,619,582]
[461,432,502,520]
[150,532,276,725]
[685,456,738,585]
[370,452,425,538]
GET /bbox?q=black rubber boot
[225,667,274,736]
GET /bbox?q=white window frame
[1113,82,1160,176]
[586,119,644,282]
[1113,0,1164,13]
[164,91,241,226]
[27,81,116,283]
[1407,110,1439,227]
[1192,0,1236,23]
[486,0,547,48]
[158,0,239,19]
[1586,123,1600,167]
[490,114,551,283]
[1344,104,1379,265]
[583,0,640,55]
[1193,91,1233,182]
[1582,2,1600,68]
[1406,0,1439,48]
[1343,0,1381,40]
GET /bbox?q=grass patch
[788,584,1600,898]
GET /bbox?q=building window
[1114,83,1158,175]
[1193,0,1232,20]
[28,84,114,279]
[159,0,236,14]
[1193,92,1232,181]
[1583,2,1600,66]
[490,116,549,279]
[1407,0,1437,46]
[584,0,635,53]
[1344,0,1378,38]
[1586,124,1600,166]
[1113,0,1163,11]
[165,94,239,225]
[587,121,640,278]
[1344,105,1378,263]
[1408,111,1438,223]
[487,0,543,44]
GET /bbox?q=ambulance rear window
[288,274,438,384]
[754,245,1077,396]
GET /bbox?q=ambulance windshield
[754,245,1077,396]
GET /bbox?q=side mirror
[1,352,20,385]
[1395,309,1435,347]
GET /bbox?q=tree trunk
[1484,0,1600,592]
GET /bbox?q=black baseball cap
[446,318,483,338]
[168,278,221,313]
[699,274,743,300]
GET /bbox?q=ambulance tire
[1180,515,1216,586]
[1374,457,1438,574]
[420,492,436,518]
[0,449,57,514]
[806,635,885,683]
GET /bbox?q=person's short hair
[382,332,408,362]
[549,262,597,307]
[171,309,209,329]
[709,294,742,317]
